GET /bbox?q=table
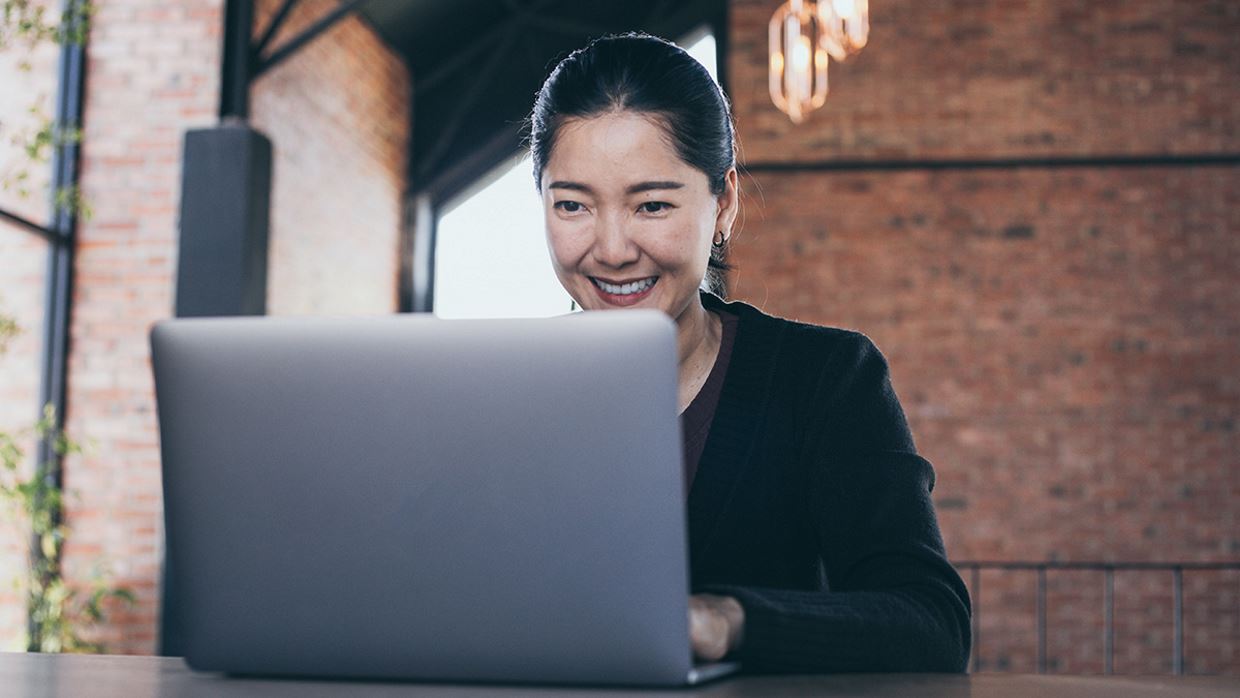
[3,652,1237,697]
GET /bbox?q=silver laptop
[151,310,739,686]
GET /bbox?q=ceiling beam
[253,0,301,57]
[252,0,371,78]
[415,0,559,95]
[416,25,521,180]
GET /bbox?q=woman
[529,32,971,673]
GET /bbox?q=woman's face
[540,110,737,322]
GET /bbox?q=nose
[590,216,640,269]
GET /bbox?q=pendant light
[768,0,870,123]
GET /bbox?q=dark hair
[528,32,736,288]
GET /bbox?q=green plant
[1,0,91,47]
[3,1,124,652]
[0,312,16,352]
[0,308,134,652]
[0,0,93,219]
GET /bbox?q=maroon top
[680,308,739,494]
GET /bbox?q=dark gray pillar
[161,123,271,657]
[173,124,272,318]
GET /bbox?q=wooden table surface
[3,652,1238,697]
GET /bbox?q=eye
[638,201,672,214]
[554,200,584,214]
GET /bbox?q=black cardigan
[690,292,972,673]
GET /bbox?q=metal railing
[953,561,1240,675]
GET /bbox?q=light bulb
[768,0,833,123]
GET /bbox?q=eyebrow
[548,180,685,195]
[627,180,684,194]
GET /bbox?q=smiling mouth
[590,276,659,296]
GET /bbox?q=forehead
[544,111,701,188]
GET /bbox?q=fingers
[688,595,731,661]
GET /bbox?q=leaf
[111,588,137,605]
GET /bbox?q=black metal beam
[415,121,525,208]
[1173,567,1184,676]
[712,0,730,99]
[742,153,1240,174]
[643,0,724,50]
[956,560,1238,676]
[414,0,559,95]
[36,0,86,497]
[410,193,436,312]
[32,0,86,647]
[953,561,1240,570]
[525,15,613,37]
[0,207,57,242]
[219,0,255,119]
[253,0,300,57]
[1036,567,1047,674]
[415,26,519,182]
[221,0,375,118]
[397,195,416,313]
[1103,568,1113,674]
[252,0,370,78]
[643,0,676,25]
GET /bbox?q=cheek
[644,218,712,272]
[544,219,588,271]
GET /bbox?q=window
[432,31,718,319]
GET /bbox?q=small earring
[713,231,726,248]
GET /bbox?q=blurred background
[0,0,1236,675]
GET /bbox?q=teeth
[593,277,656,295]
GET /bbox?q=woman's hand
[688,593,745,661]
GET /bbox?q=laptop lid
[152,311,710,685]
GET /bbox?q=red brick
[726,1,1239,674]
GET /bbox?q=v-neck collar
[686,292,787,571]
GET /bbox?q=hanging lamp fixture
[768,0,870,123]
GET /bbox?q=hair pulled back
[528,32,737,279]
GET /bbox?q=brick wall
[0,223,52,649]
[0,0,66,649]
[0,0,410,653]
[727,0,1239,674]
[730,0,1240,161]
[57,0,226,654]
[252,0,410,315]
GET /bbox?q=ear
[713,167,740,242]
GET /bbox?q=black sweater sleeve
[704,333,972,673]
